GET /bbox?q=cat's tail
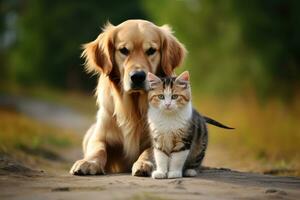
[203,116,234,130]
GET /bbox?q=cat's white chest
[149,115,185,133]
[147,102,192,135]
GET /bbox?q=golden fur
[70,20,186,175]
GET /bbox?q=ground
[0,93,299,200]
[1,168,300,200]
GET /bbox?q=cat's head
[147,71,191,113]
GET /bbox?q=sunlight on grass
[0,109,80,165]
[195,92,300,176]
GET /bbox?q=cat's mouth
[163,107,174,112]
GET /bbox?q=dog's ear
[81,23,115,75]
[160,25,187,76]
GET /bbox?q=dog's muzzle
[129,70,146,90]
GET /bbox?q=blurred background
[0,0,299,176]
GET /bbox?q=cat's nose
[130,70,146,84]
[165,103,171,108]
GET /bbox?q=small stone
[219,168,231,171]
[278,191,288,196]
[175,185,186,190]
[51,187,70,192]
[265,188,277,193]
[169,179,182,184]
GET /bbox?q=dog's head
[82,20,186,93]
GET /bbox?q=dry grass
[1,86,299,176]
[0,108,80,168]
[196,92,300,176]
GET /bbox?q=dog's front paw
[167,171,182,179]
[132,160,153,177]
[152,170,167,179]
[69,159,104,175]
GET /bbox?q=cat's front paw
[152,170,167,179]
[184,169,197,177]
[167,171,182,179]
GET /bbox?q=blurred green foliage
[1,0,299,98]
[1,0,146,89]
[144,0,300,98]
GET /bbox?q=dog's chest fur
[113,92,149,161]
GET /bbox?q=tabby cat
[147,71,232,179]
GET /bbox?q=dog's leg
[132,147,154,177]
[70,123,107,175]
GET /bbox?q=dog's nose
[130,70,146,84]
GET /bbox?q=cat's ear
[147,72,161,89]
[175,71,190,89]
[175,71,190,82]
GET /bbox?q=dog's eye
[146,47,156,56]
[119,47,129,56]
[158,94,165,100]
[171,94,178,100]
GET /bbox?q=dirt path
[0,95,300,200]
[0,94,91,134]
[1,169,300,200]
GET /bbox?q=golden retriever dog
[70,19,186,176]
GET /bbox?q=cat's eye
[146,47,156,56]
[158,94,165,100]
[119,47,129,56]
[171,94,178,99]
